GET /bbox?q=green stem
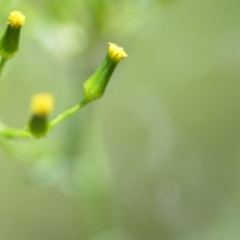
[0,127,32,139]
[49,100,88,130]
[0,58,7,77]
[0,100,88,139]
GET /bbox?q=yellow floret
[31,94,54,116]
[8,11,25,27]
[108,42,128,62]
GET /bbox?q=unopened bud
[28,94,54,138]
[0,11,25,59]
[83,42,127,103]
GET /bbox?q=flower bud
[28,94,54,138]
[0,11,25,59]
[83,42,127,103]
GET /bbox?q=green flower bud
[0,11,25,59]
[83,42,127,103]
[28,94,54,138]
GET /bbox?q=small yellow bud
[108,42,128,62]
[83,42,128,103]
[31,94,54,117]
[0,11,26,59]
[7,11,25,27]
[28,93,54,138]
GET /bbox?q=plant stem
[0,100,88,139]
[0,127,32,139]
[0,58,7,78]
[49,100,88,130]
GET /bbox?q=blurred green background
[0,0,240,239]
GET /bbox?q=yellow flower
[83,42,128,103]
[108,42,128,62]
[8,11,25,27]
[0,10,26,59]
[31,93,54,117]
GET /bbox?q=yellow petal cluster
[108,42,128,62]
[31,94,54,117]
[7,11,25,27]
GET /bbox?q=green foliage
[1,1,238,240]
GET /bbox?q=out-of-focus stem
[0,127,32,139]
[0,58,7,78]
